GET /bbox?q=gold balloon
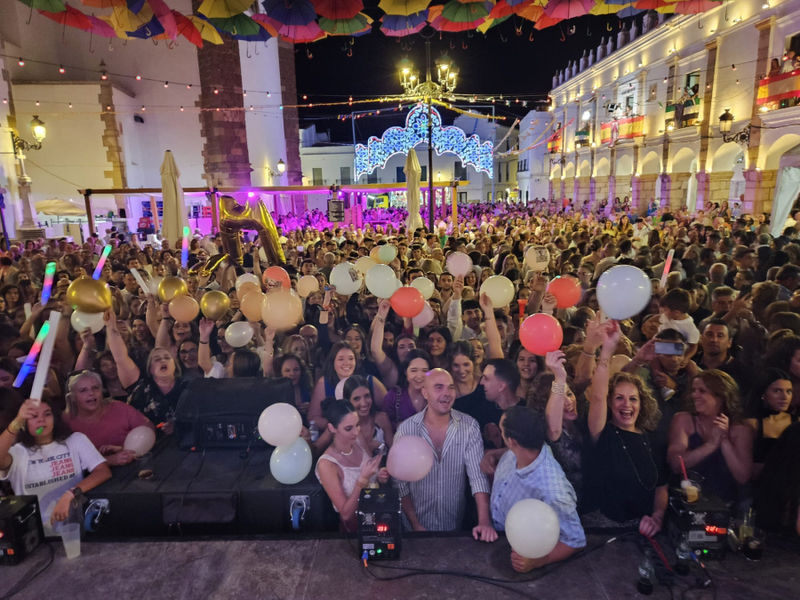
[218,195,285,267]
[169,295,200,322]
[157,276,189,303]
[200,290,231,321]
[66,276,112,314]
[240,291,265,322]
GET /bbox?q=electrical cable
[0,541,54,600]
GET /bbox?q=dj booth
[85,378,340,538]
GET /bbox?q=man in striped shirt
[393,369,498,542]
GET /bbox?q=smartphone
[373,443,386,458]
[654,341,684,356]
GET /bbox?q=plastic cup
[60,523,81,559]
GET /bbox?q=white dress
[314,441,376,512]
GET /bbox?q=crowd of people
[2,196,800,571]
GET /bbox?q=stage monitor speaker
[0,496,44,565]
[174,377,295,449]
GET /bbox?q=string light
[249,105,253,110]
[187,84,192,89]
[18,58,24,66]
[732,64,736,71]
[303,95,307,100]
[279,105,283,110]
[164,81,169,88]
[141,105,146,111]
[243,90,247,97]
[58,66,65,74]
[136,75,142,81]
[35,100,40,106]
[68,102,73,108]
[101,71,107,80]
[267,92,271,97]
[106,105,111,110]
[663,77,667,84]
[3,98,7,104]
[213,88,219,94]
[180,106,184,111]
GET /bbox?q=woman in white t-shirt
[0,399,111,536]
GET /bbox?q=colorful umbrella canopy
[148,0,176,39]
[440,0,491,22]
[155,10,204,45]
[544,0,594,19]
[197,0,251,19]
[262,0,317,26]
[208,13,261,36]
[514,2,544,20]
[86,13,118,36]
[589,0,620,15]
[617,4,645,15]
[232,26,272,40]
[259,15,325,41]
[311,0,363,20]
[318,12,372,35]
[190,14,223,43]
[505,0,529,5]
[250,13,280,36]
[430,14,485,31]
[39,5,93,30]
[126,15,164,38]
[489,0,514,19]
[378,0,430,15]
[632,0,674,11]
[477,14,509,32]
[673,0,722,13]
[381,11,428,35]
[18,0,65,12]
[80,0,125,7]
[108,3,153,30]
[533,13,562,28]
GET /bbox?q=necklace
[336,445,354,456]
[613,426,659,491]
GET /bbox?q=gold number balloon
[200,290,231,321]
[218,195,285,267]
[157,276,189,303]
[66,276,112,313]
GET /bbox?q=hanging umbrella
[39,5,93,30]
[81,0,124,7]
[208,13,261,36]
[477,14,509,31]
[533,13,562,28]
[440,0,491,22]
[18,0,65,12]
[505,0,531,6]
[197,0,251,19]
[405,149,424,231]
[108,3,152,30]
[318,13,371,35]
[232,25,273,40]
[312,0,363,20]
[126,0,145,13]
[262,0,318,26]
[378,0,430,15]
[190,15,224,44]
[673,0,721,13]
[617,4,645,14]
[250,14,280,36]
[544,0,594,19]
[430,14,485,31]
[589,0,620,14]
[514,2,544,20]
[427,3,443,19]
[632,0,674,11]
[381,10,428,35]
[87,13,118,36]
[259,15,325,41]
[155,10,203,45]
[126,14,165,38]
[147,0,176,39]
[489,0,514,19]
[160,151,189,246]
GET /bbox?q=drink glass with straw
[678,456,699,503]
[13,311,62,434]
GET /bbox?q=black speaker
[0,496,44,565]
[174,377,295,449]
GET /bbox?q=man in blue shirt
[491,406,586,572]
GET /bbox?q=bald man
[393,369,497,542]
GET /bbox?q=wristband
[7,421,21,435]
[199,340,210,345]
[550,382,567,395]
[581,349,596,358]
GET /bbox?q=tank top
[687,417,738,503]
[314,441,377,512]
[753,412,797,463]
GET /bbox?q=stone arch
[640,151,661,175]
[672,147,696,173]
[564,161,575,178]
[616,154,634,176]
[551,163,562,179]
[579,160,591,177]
[595,157,610,177]
[764,134,800,170]
[711,143,744,173]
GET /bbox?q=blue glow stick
[92,245,112,280]
[41,262,56,305]
[13,322,50,388]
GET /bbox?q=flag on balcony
[600,115,644,145]
[757,71,800,106]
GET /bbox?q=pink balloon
[412,303,435,328]
[386,435,434,482]
[446,253,472,278]
[519,314,563,356]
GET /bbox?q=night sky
[294,11,622,142]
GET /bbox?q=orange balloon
[240,291,265,322]
[519,314,563,356]
[264,266,291,289]
[169,295,200,322]
[390,287,425,318]
[261,290,303,330]
[237,281,260,300]
[546,276,582,308]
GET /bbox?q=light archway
[616,154,634,176]
[595,157,610,177]
[672,147,696,173]
[764,134,800,170]
[564,162,575,178]
[711,143,744,173]
[551,164,562,180]
[579,160,591,177]
[640,151,661,175]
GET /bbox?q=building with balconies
[539,1,800,223]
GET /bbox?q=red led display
[704,525,727,535]
[377,525,388,532]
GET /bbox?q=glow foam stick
[40,262,56,305]
[29,311,61,411]
[23,303,31,320]
[130,268,149,294]
[660,249,675,290]
[92,245,112,280]
[181,226,190,270]
[13,321,51,389]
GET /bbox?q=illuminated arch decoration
[355,104,493,180]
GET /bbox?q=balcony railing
[665,97,702,130]
[757,71,800,111]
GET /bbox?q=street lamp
[266,159,287,183]
[9,115,47,233]
[398,50,458,232]
[718,109,750,145]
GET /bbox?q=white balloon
[270,437,313,485]
[446,252,472,278]
[377,244,398,264]
[258,403,303,447]
[396,278,404,291]
[224,321,254,348]
[481,275,515,308]
[296,275,319,298]
[335,377,349,400]
[365,264,397,298]
[70,310,105,333]
[123,426,156,458]
[596,265,652,320]
[411,277,434,299]
[504,499,561,559]
[412,303,435,328]
[330,263,362,296]
[236,273,260,291]
[525,246,550,271]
